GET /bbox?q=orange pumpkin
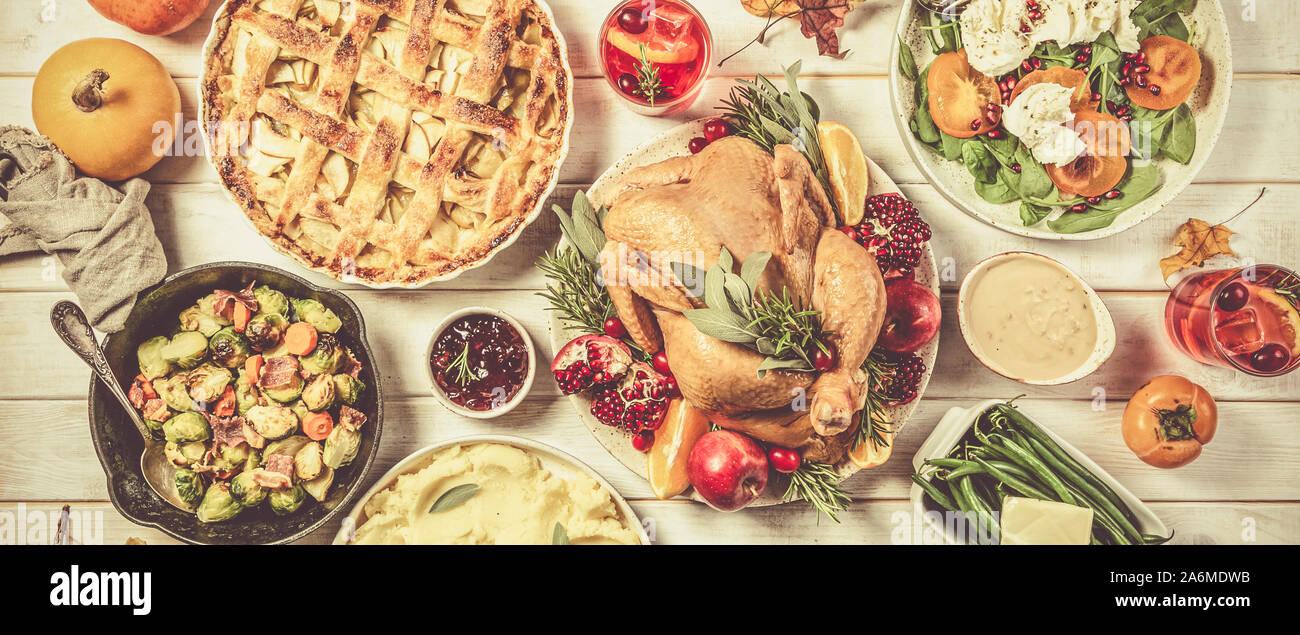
[1122,375,1218,469]
[32,38,181,182]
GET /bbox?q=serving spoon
[50,301,193,511]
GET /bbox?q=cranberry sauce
[430,314,529,411]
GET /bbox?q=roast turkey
[598,136,887,464]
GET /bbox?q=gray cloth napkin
[0,126,167,332]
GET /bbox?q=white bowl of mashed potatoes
[333,436,648,545]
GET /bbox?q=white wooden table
[2,1,1297,545]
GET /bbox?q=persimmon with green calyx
[1122,375,1217,469]
[1046,110,1131,198]
[926,49,1002,139]
[1126,36,1201,111]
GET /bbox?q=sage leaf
[428,483,479,514]
[671,261,706,298]
[704,264,729,314]
[740,251,772,294]
[756,356,813,379]
[717,246,734,273]
[681,308,756,344]
[552,522,569,545]
[722,272,753,313]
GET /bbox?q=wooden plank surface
[1,0,1297,546]
[4,500,1292,545]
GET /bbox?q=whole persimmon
[1122,375,1217,469]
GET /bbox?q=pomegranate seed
[1149,84,1162,96]
[688,136,708,154]
[652,350,671,375]
[1120,114,1133,122]
[631,431,654,452]
[970,119,982,131]
[1075,54,1089,63]
[1069,203,1088,213]
[984,112,999,125]
[1011,163,1022,174]
[1091,92,1102,102]
[1081,45,1093,55]
[1135,75,1148,88]
[1028,9,1042,20]
[1020,22,1032,33]
[1118,76,1132,87]
[1032,58,1043,69]
[1117,106,1131,116]
[603,317,626,339]
[1021,60,1033,72]
[1107,100,1117,111]
[1104,189,1122,199]
[1026,0,1038,9]
[1005,76,1018,89]
[1086,196,1101,204]
[1135,64,1151,74]
[838,225,857,241]
[987,129,1003,139]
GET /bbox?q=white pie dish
[425,306,536,419]
[332,435,649,545]
[888,0,1233,240]
[197,0,575,288]
[957,251,1116,386]
[909,399,1168,545]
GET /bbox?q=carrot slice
[245,354,263,385]
[284,322,319,356]
[233,303,252,333]
[213,385,237,417]
[301,411,334,441]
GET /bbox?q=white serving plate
[889,0,1232,240]
[548,118,941,507]
[909,399,1169,544]
[333,435,650,545]
[197,0,574,288]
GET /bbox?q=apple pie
[201,0,572,286]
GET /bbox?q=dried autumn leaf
[1159,218,1236,279]
[797,0,857,59]
[741,0,800,18]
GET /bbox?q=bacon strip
[213,281,260,320]
[205,413,247,449]
[251,469,293,489]
[259,356,300,390]
[338,405,367,432]
[264,454,294,481]
[142,399,170,422]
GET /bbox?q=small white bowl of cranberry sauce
[426,307,535,419]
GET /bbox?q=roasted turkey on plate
[597,136,887,464]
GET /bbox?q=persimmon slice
[927,49,1002,139]
[1010,67,1095,112]
[1046,110,1131,197]
[1126,35,1201,111]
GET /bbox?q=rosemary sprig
[784,461,850,522]
[1263,269,1300,313]
[449,343,474,387]
[634,43,670,106]
[853,352,895,452]
[716,63,837,222]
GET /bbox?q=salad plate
[547,118,940,508]
[890,0,1232,239]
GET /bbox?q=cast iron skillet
[88,262,383,544]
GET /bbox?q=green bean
[1021,434,1145,544]
[910,473,958,512]
[1063,481,1132,545]
[954,475,999,544]
[972,456,1052,500]
[925,458,967,469]
[987,433,1076,505]
[995,404,1141,527]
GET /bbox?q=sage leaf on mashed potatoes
[428,483,479,514]
[553,522,569,545]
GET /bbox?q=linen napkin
[0,126,167,332]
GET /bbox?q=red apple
[878,277,941,354]
[687,430,768,512]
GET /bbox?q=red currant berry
[688,136,708,154]
[603,317,626,338]
[652,349,671,375]
[703,119,731,142]
[768,447,801,474]
[812,341,837,372]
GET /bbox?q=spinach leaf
[962,142,998,184]
[1019,202,1051,226]
[897,36,917,81]
[1012,146,1055,199]
[911,64,941,146]
[1046,163,1160,233]
[940,131,967,162]
[1161,104,1196,164]
[973,169,1021,204]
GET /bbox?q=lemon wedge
[817,121,869,225]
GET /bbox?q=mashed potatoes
[351,443,641,545]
